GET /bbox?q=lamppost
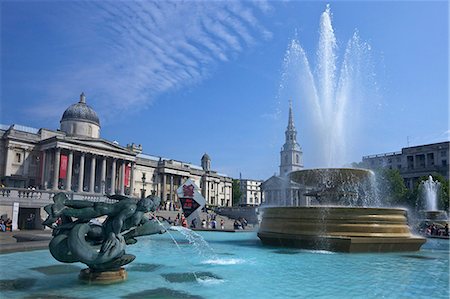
[141,173,146,198]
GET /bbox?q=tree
[374,168,411,207]
[232,179,242,206]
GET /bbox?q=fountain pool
[1,231,448,298]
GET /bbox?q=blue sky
[1,1,448,179]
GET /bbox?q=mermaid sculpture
[43,193,166,280]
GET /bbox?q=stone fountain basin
[258,206,426,253]
[290,168,373,187]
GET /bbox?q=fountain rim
[260,206,408,213]
[289,167,373,172]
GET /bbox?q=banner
[59,154,68,179]
[125,164,131,186]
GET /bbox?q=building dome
[60,93,101,138]
[201,153,211,161]
[61,93,100,125]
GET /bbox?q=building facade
[239,179,263,206]
[0,93,232,229]
[362,141,449,189]
[262,101,305,206]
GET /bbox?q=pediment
[71,138,133,154]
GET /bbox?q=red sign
[59,154,68,179]
[183,184,195,198]
[180,197,200,218]
[125,164,131,186]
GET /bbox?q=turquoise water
[0,231,448,299]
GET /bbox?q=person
[190,218,197,229]
[201,219,207,228]
[220,219,225,230]
[445,223,449,236]
[239,217,248,230]
[5,218,12,231]
[233,220,242,230]
[181,216,188,228]
[211,219,217,229]
[0,219,5,232]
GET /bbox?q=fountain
[258,6,425,252]
[417,176,449,235]
[42,193,166,283]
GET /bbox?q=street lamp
[141,173,146,198]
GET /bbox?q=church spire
[285,99,297,143]
[280,100,303,176]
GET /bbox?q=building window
[442,160,447,166]
[441,151,447,157]
[15,153,21,163]
[296,154,299,164]
[88,125,92,135]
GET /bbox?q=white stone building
[0,93,232,229]
[239,179,263,206]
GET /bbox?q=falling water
[419,176,441,211]
[170,226,218,260]
[279,4,375,167]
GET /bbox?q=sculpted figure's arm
[101,204,136,253]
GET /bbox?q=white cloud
[30,1,272,120]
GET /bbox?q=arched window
[296,154,299,164]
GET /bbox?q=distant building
[0,93,232,229]
[262,101,305,206]
[362,141,449,189]
[239,178,263,206]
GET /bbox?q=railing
[0,187,114,206]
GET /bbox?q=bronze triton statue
[43,193,166,283]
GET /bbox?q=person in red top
[181,214,188,227]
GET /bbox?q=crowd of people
[0,218,12,232]
[166,212,248,231]
[424,223,449,237]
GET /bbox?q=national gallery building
[0,94,232,217]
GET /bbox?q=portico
[39,138,136,195]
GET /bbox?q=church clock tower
[279,100,303,176]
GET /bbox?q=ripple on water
[162,272,222,283]
[126,263,162,272]
[121,287,204,299]
[31,265,82,275]
[0,278,36,291]
[201,258,246,265]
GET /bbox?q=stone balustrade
[0,187,115,207]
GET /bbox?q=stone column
[77,153,85,193]
[4,145,14,176]
[162,174,167,202]
[110,159,116,194]
[129,162,135,196]
[52,148,61,190]
[119,160,125,195]
[169,175,174,204]
[65,151,73,191]
[89,155,96,193]
[101,157,106,194]
[40,150,46,189]
[23,149,30,176]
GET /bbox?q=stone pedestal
[79,268,127,284]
